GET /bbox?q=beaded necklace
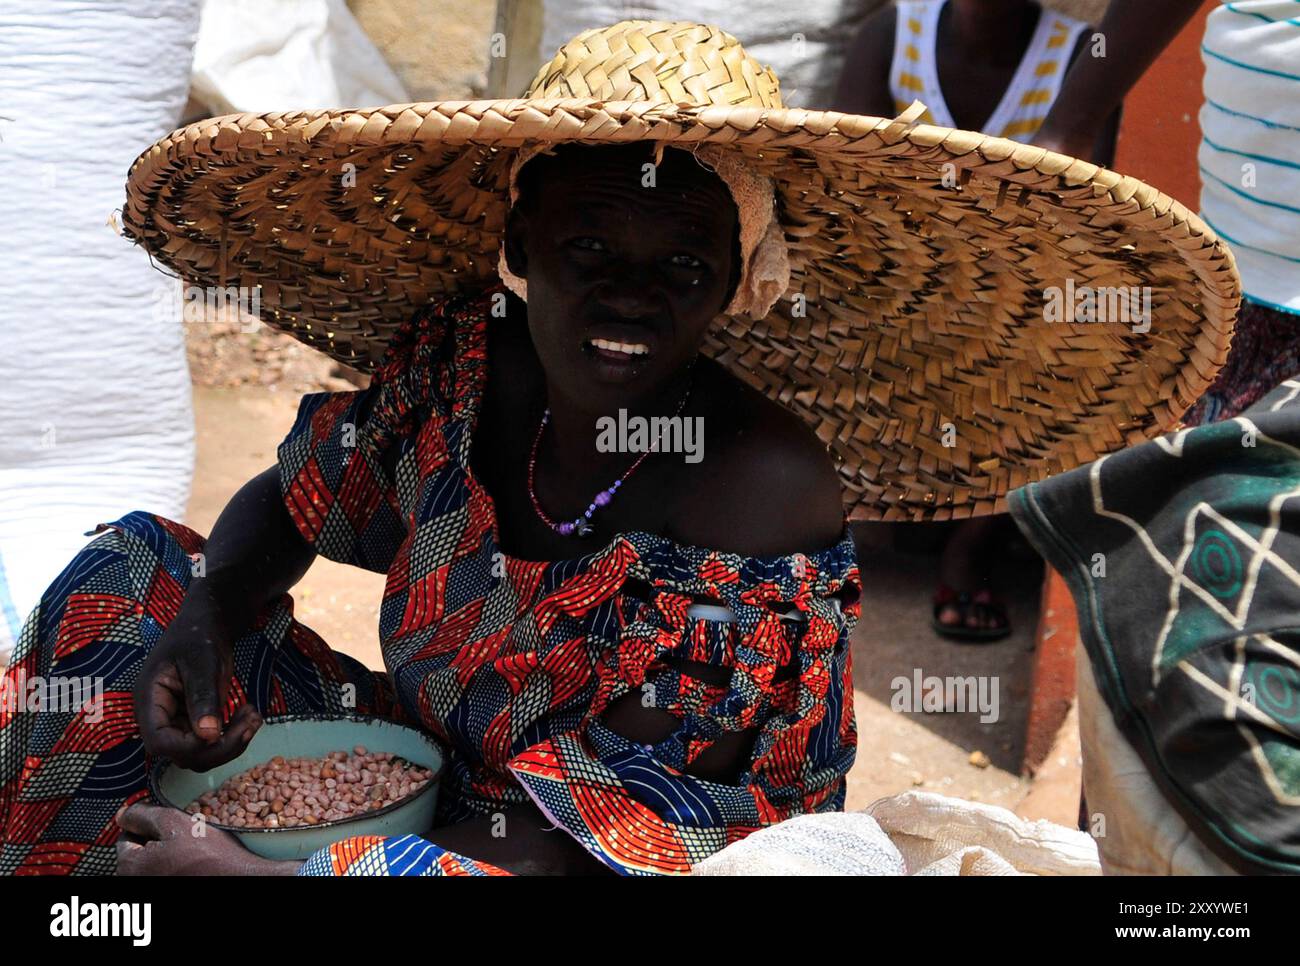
[527,366,695,537]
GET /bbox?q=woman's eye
[570,237,608,253]
[668,254,705,270]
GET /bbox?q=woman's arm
[1035,0,1205,158]
[133,466,318,769]
[832,2,899,116]
[191,465,318,636]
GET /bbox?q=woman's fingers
[140,659,182,729]
[142,695,262,772]
[138,663,202,760]
[177,641,229,741]
[115,837,147,875]
[179,703,262,772]
[138,662,198,760]
[116,802,182,840]
[136,652,262,770]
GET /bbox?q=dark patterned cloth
[0,287,861,876]
[1009,379,1300,874]
[1183,300,1300,427]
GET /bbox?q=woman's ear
[503,206,528,280]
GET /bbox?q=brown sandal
[931,584,1012,642]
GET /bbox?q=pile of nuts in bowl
[185,747,434,829]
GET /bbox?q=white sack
[0,0,203,659]
[692,791,1101,875]
[190,0,409,114]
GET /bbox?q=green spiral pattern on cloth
[1191,528,1244,599]
[1249,664,1300,727]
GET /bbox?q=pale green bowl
[149,714,446,861]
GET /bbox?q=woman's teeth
[589,338,650,357]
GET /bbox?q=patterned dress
[0,288,861,876]
[1181,300,1300,428]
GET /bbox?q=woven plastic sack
[0,0,201,659]
[867,791,1101,876]
[189,0,408,115]
[691,812,907,876]
[693,791,1100,875]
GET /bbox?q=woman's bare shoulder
[666,360,847,557]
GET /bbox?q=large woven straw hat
[122,20,1240,522]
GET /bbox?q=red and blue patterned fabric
[0,514,401,875]
[0,287,861,876]
[298,834,509,876]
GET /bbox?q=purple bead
[557,522,574,535]
[594,490,612,507]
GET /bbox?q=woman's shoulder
[664,359,848,560]
[359,289,494,415]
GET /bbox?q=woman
[130,140,853,876]
[0,20,1237,876]
[3,149,858,879]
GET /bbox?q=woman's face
[504,144,740,412]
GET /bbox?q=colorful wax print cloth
[281,288,862,875]
[0,512,402,875]
[298,834,510,876]
[1182,299,1300,427]
[1009,379,1300,874]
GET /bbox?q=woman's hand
[1032,126,1105,166]
[115,803,300,876]
[132,584,262,772]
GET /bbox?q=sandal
[931,583,1012,642]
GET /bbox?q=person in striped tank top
[834,1,1119,641]
[835,1,1118,157]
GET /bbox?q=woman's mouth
[585,337,651,362]
[579,324,658,383]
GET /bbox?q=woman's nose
[594,264,666,317]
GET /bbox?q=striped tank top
[888,0,1088,142]
[1199,1,1300,314]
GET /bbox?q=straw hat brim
[122,97,1240,522]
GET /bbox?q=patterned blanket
[1009,379,1300,874]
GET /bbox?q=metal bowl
[149,713,446,861]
